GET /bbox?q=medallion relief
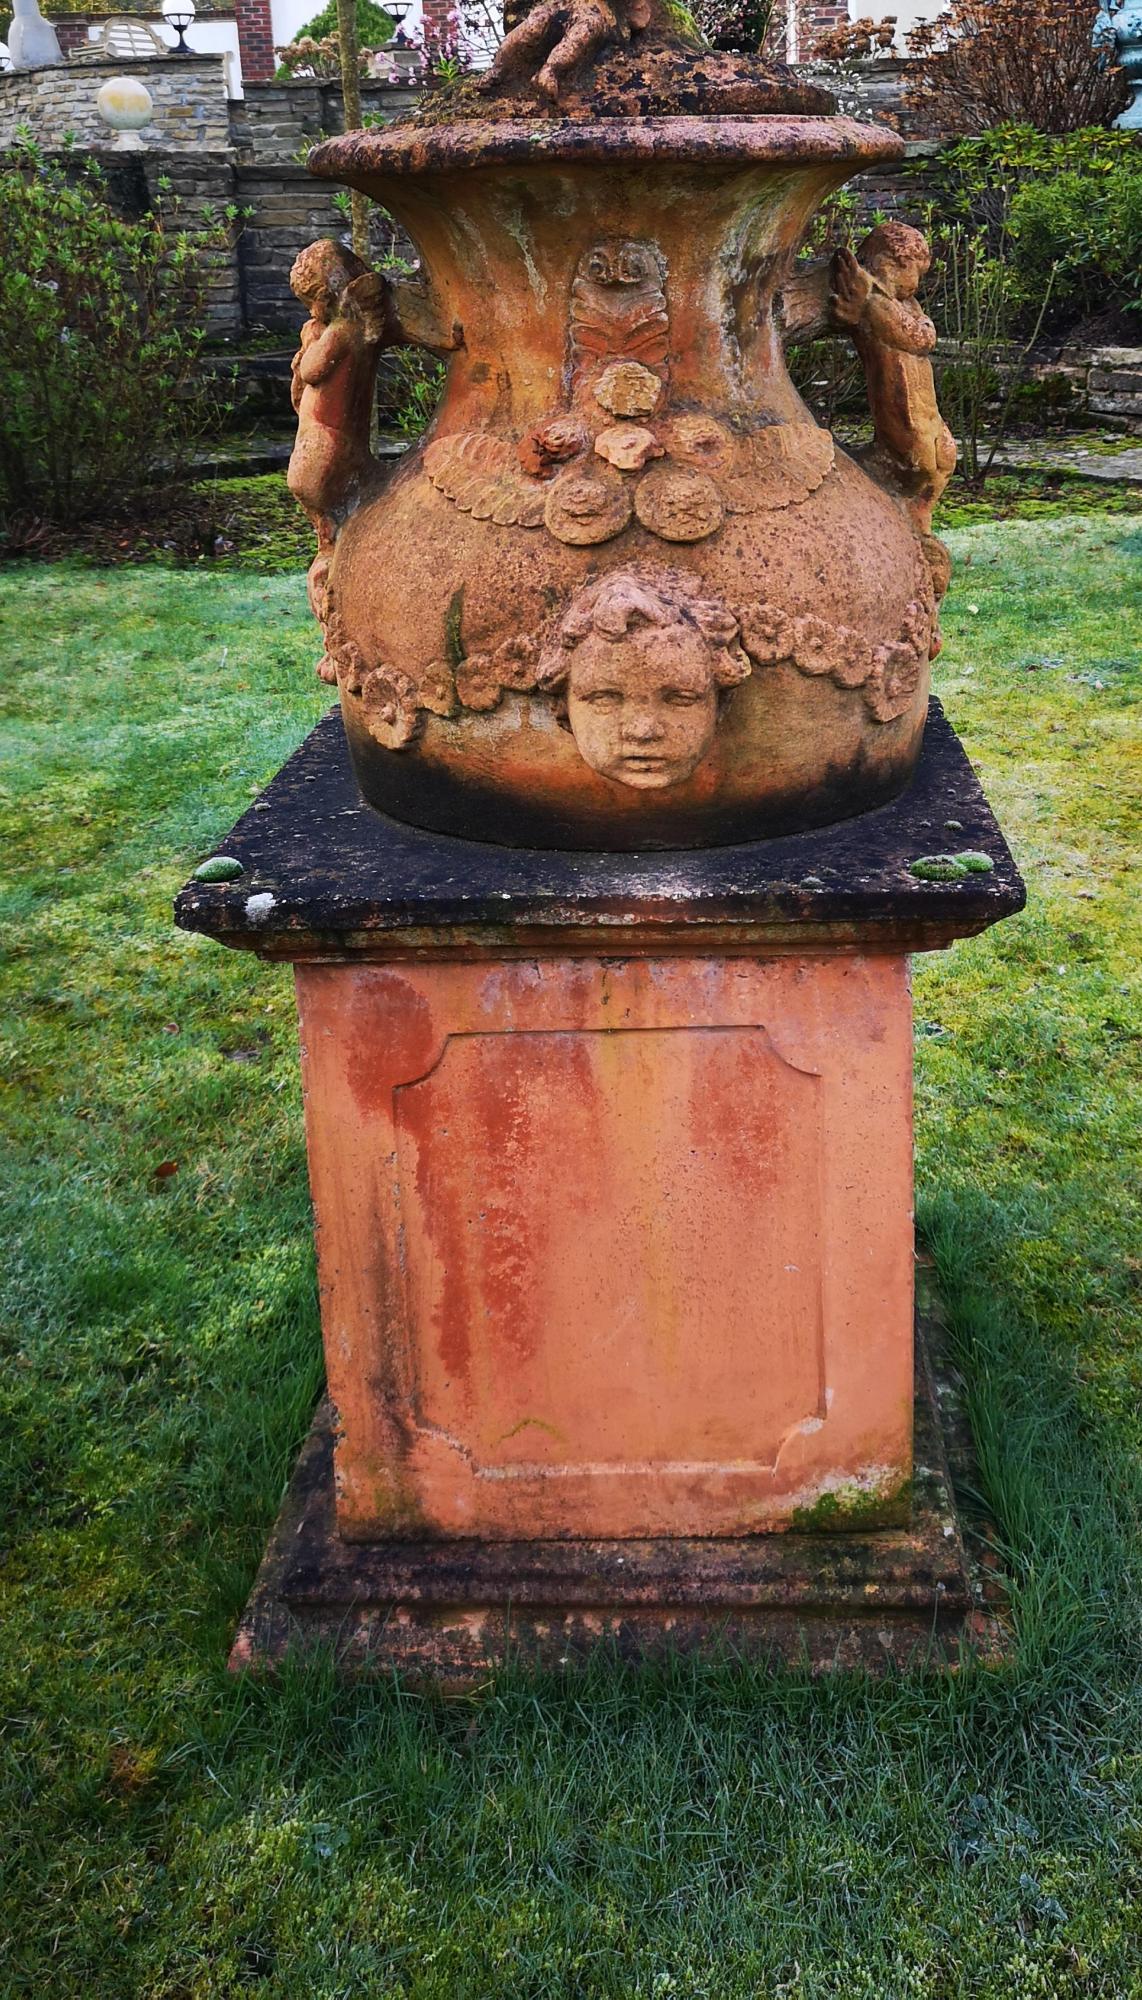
[421,237,838,553]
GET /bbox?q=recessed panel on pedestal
[394,1025,823,1481]
[290,954,918,1542]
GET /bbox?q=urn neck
[312,117,902,435]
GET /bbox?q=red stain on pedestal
[294,954,914,1541]
[338,970,438,1114]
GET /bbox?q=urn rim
[309,114,905,186]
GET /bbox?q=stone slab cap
[174,698,1025,961]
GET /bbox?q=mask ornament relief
[288,2,958,848]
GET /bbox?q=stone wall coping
[243,65,422,89]
[44,50,228,75]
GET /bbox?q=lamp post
[161,0,196,55]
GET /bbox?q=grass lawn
[1,509,1140,1998]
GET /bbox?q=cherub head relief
[857,220,932,302]
[537,568,750,790]
[289,238,391,339]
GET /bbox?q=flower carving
[360,665,420,748]
[865,640,924,723]
[739,602,794,664]
[831,632,874,689]
[332,632,366,697]
[455,653,503,711]
[453,633,544,712]
[737,595,929,723]
[418,662,458,716]
[791,613,844,677]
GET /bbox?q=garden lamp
[161,0,196,54]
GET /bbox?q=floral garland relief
[422,236,839,552]
[330,567,935,763]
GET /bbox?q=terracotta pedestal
[296,948,914,1540]
[177,700,1023,1672]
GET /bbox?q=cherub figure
[537,568,750,789]
[483,0,653,102]
[287,240,400,683]
[829,222,957,532]
[287,239,398,553]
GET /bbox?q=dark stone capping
[175,698,1026,961]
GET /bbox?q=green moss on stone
[444,586,466,669]
[790,1479,912,1532]
[910,855,971,881]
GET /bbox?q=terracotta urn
[295,13,955,849]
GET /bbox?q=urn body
[313,119,941,849]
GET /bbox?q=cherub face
[565,625,719,790]
[871,250,928,299]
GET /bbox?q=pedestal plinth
[176,701,1023,1672]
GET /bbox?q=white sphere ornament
[96,75,154,149]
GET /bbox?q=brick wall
[53,18,91,53]
[420,0,459,57]
[235,0,275,82]
[765,0,849,62]
[795,0,847,59]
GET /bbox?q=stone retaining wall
[230,72,421,159]
[1085,349,1142,425]
[147,152,247,337]
[0,53,231,150]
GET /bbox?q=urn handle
[286,238,461,684]
[781,223,957,536]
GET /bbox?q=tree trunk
[335,0,370,260]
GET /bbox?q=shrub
[906,0,1129,135]
[691,0,774,54]
[811,14,897,60]
[927,229,1016,484]
[380,347,446,438]
[0,142,228,529]
[1008,165,1142,319]
[932,125,1142,327]
[786,185,872,427]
